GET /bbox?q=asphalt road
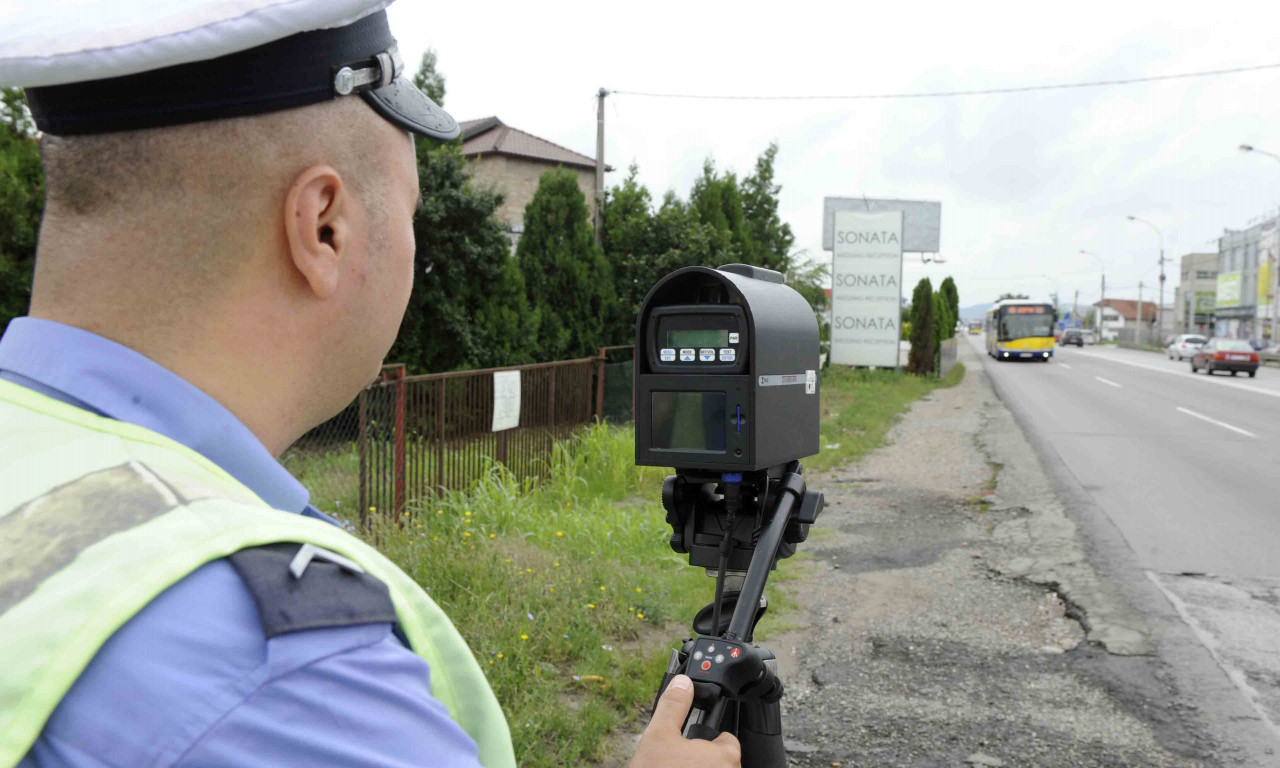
[967,334,1280,753]
[968,335,1280,580]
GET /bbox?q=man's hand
[629,674,741,768]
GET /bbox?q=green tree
[411,49,446,106]
[0,88,43,335]
[907,278,935,375]
[387,139,536,372]
[940,276,959,329]
[740,142,794,272]
[996,292,1029,301]
[518,168,617,360]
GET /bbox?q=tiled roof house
[458,117,602,240]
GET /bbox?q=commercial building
[1173,253,1217,335]
[1214,218,1277,341]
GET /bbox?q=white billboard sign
[830,210,903,367]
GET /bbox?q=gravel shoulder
[770,341,1220,767]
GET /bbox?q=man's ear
[283,165,350,299]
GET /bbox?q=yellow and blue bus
[985,300,1057,361]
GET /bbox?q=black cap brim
[361,77,459,142]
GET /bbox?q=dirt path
[770,344,1219,767]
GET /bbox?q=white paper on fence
[491,370,521,432]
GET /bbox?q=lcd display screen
[666,329,729,348]
[650,392,726,452]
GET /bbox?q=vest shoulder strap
[228,543,398,638]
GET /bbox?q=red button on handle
[700,660,712,671]
[730,648,740,658]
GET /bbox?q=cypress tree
[907,278,935,375]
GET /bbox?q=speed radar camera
[634,264,820,471]
[634,264,825,762]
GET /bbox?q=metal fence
[283,346,637,525]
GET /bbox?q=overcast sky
[389,0,1280,312]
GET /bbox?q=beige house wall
[464,153,597,231]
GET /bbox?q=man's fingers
[648,674,694,733]
[712,729,742,765]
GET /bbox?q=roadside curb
[968,343,1155,656]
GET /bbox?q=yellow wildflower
[520,634,529,640]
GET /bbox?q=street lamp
[1127,216,1166,343]
[1240,144,1280,164]
[1080,250,1105,339]
[1240,143,1280,342]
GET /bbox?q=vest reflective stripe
[0,380,515,768]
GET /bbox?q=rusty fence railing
[282,346,637,524]
[354,346,637,524]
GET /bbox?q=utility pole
[594,88,608,248]
[1137,281,1145,343]
[1128,215,1164,344]
[1099,274,1106,338]
[1073,289,1079,323]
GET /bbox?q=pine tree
[388,139,536,372]
[518,168,617,360]
[907,278,935,375]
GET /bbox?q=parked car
[1060,329,1085,347]
[1190,338,1260,377]
[1166,334,1207,361]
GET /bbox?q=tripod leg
[734,699,786,768]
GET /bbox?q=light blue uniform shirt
[1,318,482,768]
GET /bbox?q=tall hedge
[517,168,617,361]
[907,278,935,375]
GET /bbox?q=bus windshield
[999,307,1055,340]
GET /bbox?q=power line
[613,61,1280,102]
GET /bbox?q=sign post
[829,211,903,367]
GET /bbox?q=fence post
[548,365,558,442]
[358,387,368,528]
[393,368,406,522]
[434,378,445,495]
[595,347,607,423]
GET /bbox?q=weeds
[285,365,964,764]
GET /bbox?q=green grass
[808,363,965,472]
[284,364,964,765]
[362,425,710,766]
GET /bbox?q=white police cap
[0,0,459,140]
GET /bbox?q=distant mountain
[958,302,994,321]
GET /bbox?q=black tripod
[652,462,823,767]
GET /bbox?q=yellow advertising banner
[1216,272,1241,308]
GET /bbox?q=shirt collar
[0,317,310,513]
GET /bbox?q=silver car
[1167,333,1207,360]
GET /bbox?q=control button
[706,644,716,653]
[679,348,696,362]
[698,348,715,362]
[693,651,703,661]
[729,332,740,344]
[719,348,736,362]
[700,660,712,671]
[714,654,724,664]
[660,348,676,362]
[730,647,740,659]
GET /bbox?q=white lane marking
[1095,376,1121,388]
[1146,571,1280,742]
[1071,350,1280,400]
[1175,406,1257,438]
[1058,363,1072,369]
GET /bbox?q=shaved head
[28,96,422,452]
[34,97,390,307]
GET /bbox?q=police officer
[0,2,739,766]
